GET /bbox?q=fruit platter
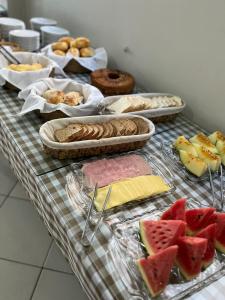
[108,198,225,299]
[161,131,225,182]
[66,151,176,215]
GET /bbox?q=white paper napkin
[41,45,108,72]
[18,77,104,117]
[0,51,58,90]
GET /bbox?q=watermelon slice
[185,207,215,235]
[205,212,225,227]
[212,213,225,253]
[137,245,178,297]
[196,224,217,268]
[140,220,186,254]
[161,198,186,221]
[176,236,207,280]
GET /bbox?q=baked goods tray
[107,198,225,300]
[100,93,186,120]
[65,150,176,216]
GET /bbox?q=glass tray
[160,142,221,183]
[108,198,225,300]
[65,150,176,216]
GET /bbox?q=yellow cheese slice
[93,175,170,211]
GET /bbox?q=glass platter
[107,198,225,300]
[65,150,176,217]
[160,142,221,183]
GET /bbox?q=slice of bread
[55,124,83,142]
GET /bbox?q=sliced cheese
[93,175,170,211]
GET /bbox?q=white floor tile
[0,197,52,266]
[0,152,17,195]
[0,259,40,300]
[44,242,72,274]
[10,181,30,200]
[32,269,88,300]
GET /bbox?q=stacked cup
[41,26,70,46]
[30,17,57,33]
[0,17,25,40]
[9,29,40,52]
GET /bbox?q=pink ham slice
[82,154,152,188]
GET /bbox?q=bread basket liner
[41,45,107,72]
[39,114,155,150]
[0,51,58,90]
[18,78,104,116]
[100,93,186,118]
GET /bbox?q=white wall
[8,0,225,132]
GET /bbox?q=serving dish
[39,114,155,159]
[161,141,221,182]
[108,198,225,299]
[65,150,176,215]
[100,93,185,122]
[18,78,104,120]
[0,52,56,90]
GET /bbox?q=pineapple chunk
[193,143,221,172]
[208,131,225,145]
[189,133,218,154]
[179,150,207,177]
[174,136,198,156]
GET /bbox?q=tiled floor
[0,152,89,300]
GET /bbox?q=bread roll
[42,89,65,104]
[67,47,80,57]
[58,36,75,46]
[70,37,90,49]
[52,41,68,51]
[64,91,83,106]
[53,49,66,56]
[80,47,95,57]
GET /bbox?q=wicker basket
[43,140,147,159]
[39,110,68,121]
[64,60,90,74]
[39,114,155,160]
[150,113,178,123]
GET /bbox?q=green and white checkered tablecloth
[0,73,224,299]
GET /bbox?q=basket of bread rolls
[0,52,56,90]
[18,78,104,121]
[41,36,107,74]
[39,114,155,159]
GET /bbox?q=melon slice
[209,131,225,145]
[176,236,207,280]
[196,224,217,268]
[216,140,225,153]
[161,198,186,221]
[211,213,225,253]
[216,142,225,167]
[185,207,215,235]
[189,133,218,154]
[137,245,178,297]
[174,136,198,156]
[179,150,207,177]
[192,144,221,172]
[140,220,186,255]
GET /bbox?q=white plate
[101,93,186,119]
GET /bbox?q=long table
[0,74,224,300]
